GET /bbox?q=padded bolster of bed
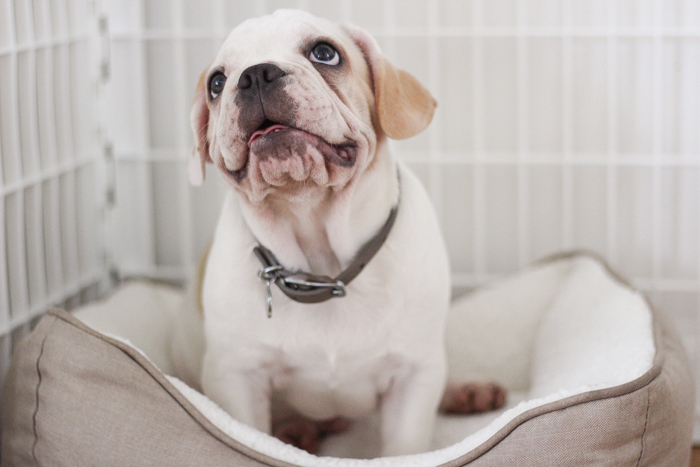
[1,283,695,466]
[0,309,288,467]
[446,308,695,467]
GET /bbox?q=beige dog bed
[1,254,694,466]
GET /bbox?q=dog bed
[1,253,694,466]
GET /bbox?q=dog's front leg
[201,353,272,434]
[379,361,447,456]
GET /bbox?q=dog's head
[189,9,436,204]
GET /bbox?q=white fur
[179,10,451,456]
[197,161,450,455]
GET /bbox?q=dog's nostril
[238,63,286,90]
[238,73,253,90]
[262,65,285,83]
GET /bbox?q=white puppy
[175,9,503,457]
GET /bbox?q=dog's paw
[439,382,507,414]
[272,416,350,454]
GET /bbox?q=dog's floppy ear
[342,24,437,140]
[189,67,212,186]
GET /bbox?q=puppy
[176,9,504,457]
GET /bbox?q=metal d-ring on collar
[253,175,400,318]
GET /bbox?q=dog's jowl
[172,9,505,457]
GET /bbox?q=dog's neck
[239,141,398,277]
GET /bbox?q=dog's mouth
[247,119,290,146]
[228,120,357,183]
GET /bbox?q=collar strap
[253,200,399,315]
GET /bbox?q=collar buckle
[282,274,346,297]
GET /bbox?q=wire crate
[1,0,699,440]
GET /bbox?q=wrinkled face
[196,10,377,204]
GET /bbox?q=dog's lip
[247,124,357,166]
[225,125,358,184]
[247,124,291,147]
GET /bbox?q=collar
[253,177,400,318]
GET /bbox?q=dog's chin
[223,127,358,202]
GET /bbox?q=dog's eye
[309,42,339,66]
[209,72,227,100]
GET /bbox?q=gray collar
[253,184,400,318]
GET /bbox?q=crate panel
[483,165,518,273]
[224,2,261,31]
[32,0,50,42]
[152,161,184,267]
[17,50,40,178]
[0,54,20,185]
[662,39,700,158]
[75,164,99,276]
[529,165,563,261]
[437,0,472,29]
[70,40,94,159]
[571,38,608,157]
[59,172,80,286]
[394,0,429,31]
[146,40,178,150]
[105,0,142,35]
[571,165,607,257]
[4,192,27,318]
[53,44,73,165]
[617,39,654,157]
[659,167,699,280]
[42,179,63,298]
[350,0,385,34]
[12,0,33,46]
[482,0,517,28]
[265,0,306,14]
[112,160,154,273]
[616,166,653,279]
[307,1,348,23]
[438,37,474,155]
[526,0,561,28]
[570,0,607,29]
[442,165,474,275]
[144,0,173,29]
[183,0,215,29]
[105,40,146,155]
[49,0,69,38]
[526,38,563,155]
[23,185,47,309]
[0,0,13,48]
[482,37,518,155]
[66,0,90,36]
[189,171,227,264]
[35,47,56,170]
[663,0,700,29]
[617,0,654,30]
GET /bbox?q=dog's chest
[243,301,405,420]
[270,336,404,420]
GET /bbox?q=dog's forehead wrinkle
[219,12,347,72]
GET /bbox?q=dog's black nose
[238,63,286,90]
